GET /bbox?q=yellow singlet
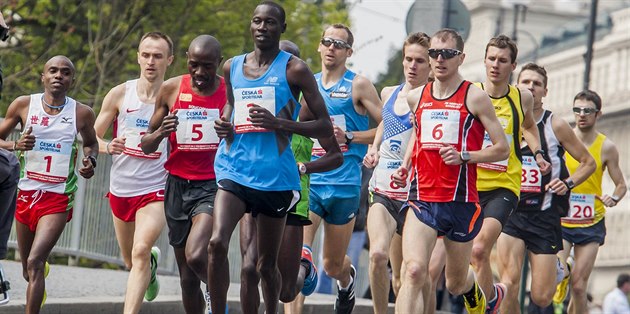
[475,83,524,196]
[562,133,605,228]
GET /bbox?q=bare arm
[76,103,98,179]
[141,78,179,154]
[215,60,235,143]
[520,88,550,173]
[0,96,34,151]
[549,116,596,195]
[600,138,627,207]
[345,75,382,145]
[94,84,124,154]
[303,134,343,174]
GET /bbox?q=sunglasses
[572,107,599,115]
[428,48,463,59]
[321,37,351,49]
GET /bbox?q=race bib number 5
[566,193,596,224]
[420,109,460,150]
[25,140,73,183]
[176,109,220,151]
[234,86,276,133]
[520,156,541,192]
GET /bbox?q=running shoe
[301,245,318,296]
[0,262,9,305]
[334,264,356,314]
[463,281,487,314]
[486,283,506,314]
[553,256,573,304]
[41,261,50,308]
[144,246,160,301]
[204,289,228,314]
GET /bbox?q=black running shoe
[334,265,356,314]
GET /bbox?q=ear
[346,48,353,58]
[167,54,174,66]
[543,87,548,98]
[282,23,287,34]
[511,62,517,71]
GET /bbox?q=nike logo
[126,108,141,113]
[551,245,557,249]
[276,207,285,212]
[156,191,164,197]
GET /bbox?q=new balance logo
[265,76,279,85]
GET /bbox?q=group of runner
[0,1,626,314]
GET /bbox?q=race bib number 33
[520,156,541,192]
[234,87,276,134]
[176,109,220,151]
[420,109,460,150]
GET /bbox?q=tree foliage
[374,46,403,93]
[0,0,349,115]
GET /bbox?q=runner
[497,63,596,313]
[208,2,337,314]
[471,34,550,314]
[94,32,173,313]
[553,89,627,314]
[0,55,98,314]
[392,28,509,314]
[141,35,225,314]
[362,31,431,314]
[0,148,19,305]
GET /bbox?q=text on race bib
[175,109,220,151]
[565,193,596,224]
[520,156,542,192]
[312,114,348,156]
[420,109,460,150]
[478,132,512,172]
[25,140,73,183]
[123,114,163,159]
[372,157,409,200]
[234,87,276,134]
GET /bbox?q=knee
[26,257,45,277]
[531,289,554,308]
[570,277,587,296]
[241,261,259,283]
[403,261,428,287]
[280,284,298,303]
[445,277,468,296]
[209,237,228,261]
[257,258,278,279]
[186,248,207,272]
[471,243,489,264]
[323,258,345,279]
[130,242,152,267]
[369,249,389,270]
[179,275,200,292]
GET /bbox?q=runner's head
[484,35,517,84]
[279,39,300,58]
[517,63,548,108]
[251,1,286,51]
[41,55,75,97]
[617,273,630,291]
[187,35,223,91]
[137,32,174,83]
[319,23,353,70]
[429,29,464,81]
[402,32,431,88]
[572,90,602,131]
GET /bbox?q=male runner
[0,55,98,314]
[553,89,627,314]
[239,39,342,314]
[497,63,596,313]
[362,31,431,314]
[0,148,19,304]
[94,32,173,313]
[470,34,550,314]
[141,35,225,314]
[392,28,509,314]
[208,2,337,314]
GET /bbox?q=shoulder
[466,83,489,102]
[380,85,397,102]
[11,95,32,108]
[162,76,183,92]
[352,74,375,90]
[104,82,127,103]
[550,114,573,139]
[601,135,620,157]
[76,101,96,117]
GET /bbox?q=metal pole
[583,0,598,90]
[512,4,520,43]
[443,0,452,28]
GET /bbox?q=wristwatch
[297,162,307,175]
[534,149,546,159]
[460,151,471,163]
[344,131,354,145]
[563,178,575,190]
[87,155,97,168]
[611,195,621,204]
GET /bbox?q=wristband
[13,140,18,151]
[106,141,112,155]
[87,155,97,168]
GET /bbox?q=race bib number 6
[420,109,460,150]
[234,86,276,134]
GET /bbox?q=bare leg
[174,247,204,314]
[471,217,503,301]
[497,233,525,314]
[256,213,287,314]
[367,203,397,314]
[424,238,446,314]
[279,224,303,302]
[389,234,403,296]
[567,242,599,314]
[239,214,260,313]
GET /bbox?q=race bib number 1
[176,109,220,151]
[25,140,73,183]
[566,193,596,223]
[420,109,460,150]
[520,156,541,192]
[234,86,276,133]
[312,114,348,156]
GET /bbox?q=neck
[574,125,598,144]
[433,73,463,99]
[533,103,544,120]
[137,76,163,102]
[321,64,347,86]
[192,75,219,97]
[253,47,280,67]
[483,80,509,98]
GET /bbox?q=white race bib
[123,114,163,159]
[25,140,73,183]
[234,86,276,133]
[372,157,409,200]
[420,109,460,150]
[520,156,542,192]
[175,109,220,151]
[312,114,348,156]
[478,132,512,172]
[567,193,596,223]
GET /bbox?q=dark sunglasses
[572,107,599,115]
[321,37,351,49]
[428,48,462,59]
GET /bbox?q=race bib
[520,156,541,192]
[478,132,512,172]
[420,109,460,150]
[234,86,276,133]
[175,109,220,151]
[566,193,596,223]
[123,114,163,159]
[25,140,73,183]
[372,157,409,200]
[312,114,348,156]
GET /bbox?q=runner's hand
[215,116,234,139]
[107,137,126,155]
[439,145,462,165]
[15,126,35,151]
[597,194,618,207]
[391,166,408,188]
[546,178,568,195]
[248,104,278,130]
[333,125,346,144]
[363,147,379,168]
[158,111,178,138]
[536,154,551,175]
[79,157,95,179]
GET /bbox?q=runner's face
[429,37,463,81]
[137,37,173,82]
[484,46,515,84]
[250,5,284,50]
[573,99,600,130]
[517,70,547,108]
[41,58,74,96]
[319,27,352,69]
[402,44,430,87]
[187,49,221,91]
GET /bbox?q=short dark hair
[259,1,286,24]
[403,32,430,58]
[518,63,548,88]
[485,34,518,63]
[140,32,174,56]
[573,90,602,111]
[618,273,630,288]
[323,23,354,47]
[432,28,464,51]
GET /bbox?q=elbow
[332,153,344,169]
[498,143,510,160]
[583,156,596,177]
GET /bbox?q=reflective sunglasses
[572,107,599,115]
[428,48,463,59]
[321,37,351,49]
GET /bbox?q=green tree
[374,47,403,93]
[0,0,349,115]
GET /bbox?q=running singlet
[164,74,226,180]
[310,69,368,187]
[475,83,524,196]
[110,79,167,197]
[519,110,569,212]
[562,133,606,227]
[214,50,301,191]
[19,93,79,195]
[369,84,413,200]
[408,81,484,202]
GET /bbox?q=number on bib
[175,109,220,151]
[420,109,460,150]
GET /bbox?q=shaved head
[279,40,300,58]
[188,35,222,58]
[44,55,75,75]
